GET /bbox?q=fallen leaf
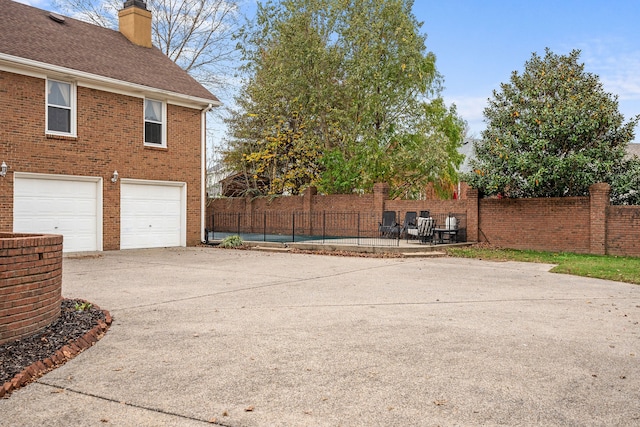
[222,410,229,417]
[100,418,109,423]
[50,389,64,394]
[434,399,448,406]
[208,418,217,424]
[245,405,255,412]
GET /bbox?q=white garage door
[14,173,102,252]
[120,180,185,249]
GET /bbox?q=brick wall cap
[0,234,63,250]
[589,182,611,193]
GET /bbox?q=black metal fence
[207,211,467,247]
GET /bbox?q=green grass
[446,247,640,285]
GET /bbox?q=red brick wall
[606,206,640,257]
[208,184,470,238]
[478,197,591,253]
[0,233,63,345]
[0,71,203,248]
[208,183,640,257]
[589,183,610,255]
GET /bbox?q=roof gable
[0,0,218,104]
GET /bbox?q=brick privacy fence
[208,183,471,239]
[606,205,640,257]
[208,182,640,257]
[0,233,63,345]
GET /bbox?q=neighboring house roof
[0,0,219,104]
[457,137,477,174]
[220,173,270,197]
[627,143,640,159]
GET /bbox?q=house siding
[0,70,203,249]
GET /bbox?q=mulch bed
[0,299,111,398]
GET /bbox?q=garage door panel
[14,176,100,253]
[120,182,184,249]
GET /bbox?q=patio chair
[401,211,418,240]
[378,211,399,238]
[419,210,430,219]
[442,214,459,243]
[416,216,435,244]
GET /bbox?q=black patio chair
[378,211,399,238]
[401,211,418,240]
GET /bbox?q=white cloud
[576,39,640,102]
[444,95,488,136]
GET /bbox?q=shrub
[220,235,244,248]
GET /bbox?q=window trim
[45,78,77,137]
[144,98,167,148]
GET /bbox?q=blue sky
[19,0,640,143]
[415,1,640,142]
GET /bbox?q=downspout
[201,104,214,243]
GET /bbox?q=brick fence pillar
[303,186,317,234]
[466,187,479,242]
[373,182,389,214]
[244,195,253,233]
[589,182,610,255]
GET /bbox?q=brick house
[0,0,220,252]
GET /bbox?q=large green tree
[224,0,342,194]
[467,48,639,199]
[224,0,464,197]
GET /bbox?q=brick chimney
[118,0,152,48]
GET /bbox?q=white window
[46,79,76,136]
[144,99,166,147]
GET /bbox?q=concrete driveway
[1,247,639,426]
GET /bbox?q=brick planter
[0,233,63,345]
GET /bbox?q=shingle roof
[627,143,640,159]
[0,0,218,103]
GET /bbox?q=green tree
[467,48,639,198]
[224,0,342,194]
[224,0,464,197]
[611,157,640,205]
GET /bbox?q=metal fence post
[292,212,296,242]
[357,212,360,245]
[323,211,326,244]
[263,212,267,242]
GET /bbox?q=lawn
[446,247,640,285]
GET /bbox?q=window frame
[45,79,77,137]
[144,98,167,148]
